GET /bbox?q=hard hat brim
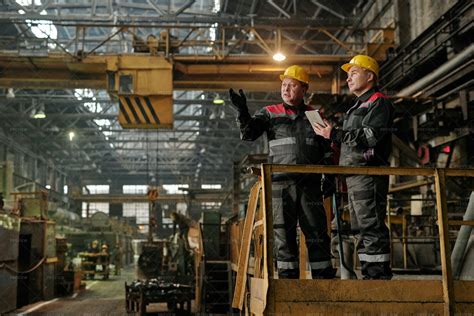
[341,63,356,73]
[341,62,378,77]
[279,74,309,84]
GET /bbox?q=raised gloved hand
[229,88,249,113]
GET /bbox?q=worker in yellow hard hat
[313,55,394,280]
[86,240,100,279]
[229,65,336,279]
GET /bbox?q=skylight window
[212,0,220,13]
[163,184,189,194]
[201,184,222,189]
[16,1,57,47]
[123,185,148,194]
[74,89,113,138]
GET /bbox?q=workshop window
[201,202,222,210]
[163,184,189,194]
[201,184,222,189]
[81,202,109,218]
[82,185,110,194]
[123,185,148,194]
[123,202,149,225]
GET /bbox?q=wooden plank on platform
[455,303,474,313]
[272,279,445,302]
[268,164,474,178]
[261,164,274,278]
[266,281,474,314]
[435,168,455,316]
[454,280,474,302]
[250,277,268,316]
[231,182,261,309]
[273,302,444,315]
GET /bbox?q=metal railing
[257,164,474,316]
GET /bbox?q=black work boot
[363,262,392,280]
[311,266,337,279]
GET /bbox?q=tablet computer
[305,109,326,127]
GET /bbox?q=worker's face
[281,78,307,106]
[346,66,375,96]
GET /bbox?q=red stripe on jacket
[367,92,387,102]
[265,103,313,115]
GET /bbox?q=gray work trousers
[346,175,391,278]
[272,180,332,278]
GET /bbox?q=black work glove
[229,88,249,114]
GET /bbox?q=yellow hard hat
[279,65,309,84]
[341,55,379,77]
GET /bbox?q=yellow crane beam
[0,52,342,92]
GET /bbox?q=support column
[434,168,455,316]
[109,181,123,217]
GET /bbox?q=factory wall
[0,134,67,209]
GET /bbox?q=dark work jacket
[238,102,333,184]
[330,87,394,166]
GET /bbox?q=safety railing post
[261,164,274,279]
[434,168,455,316]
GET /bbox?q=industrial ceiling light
[273,52,286,62]
[68,131,75,141]
[213,93,225,105]
[33,103,46,119]
[6,88,15,99]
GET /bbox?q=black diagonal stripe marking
[119,98,132,124]
[134,96,151,124]
[124,96,140,123]
[144,96,161,124]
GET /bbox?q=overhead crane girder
[0,52,345,92]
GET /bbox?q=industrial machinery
[126,211,200,315]
[65,211,135,280]
[0,212,21,314]
[126,208,235,314]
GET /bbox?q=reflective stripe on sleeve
[277,261,299,269]
[359,253,390,262]
[309,260,332,270]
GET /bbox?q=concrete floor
[12,266,174,315]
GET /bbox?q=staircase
[202,260,232,314]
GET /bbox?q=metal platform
[233,165,474,315]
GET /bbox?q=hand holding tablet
[307,110,333,139]
[305,109,327,127]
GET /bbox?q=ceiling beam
[0,52,345,91]
[76,192,227,203]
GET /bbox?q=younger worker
[313,55,394,279]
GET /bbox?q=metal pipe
[174,0,195,16]
[396,44,474,97]
[333,0,375,54]
[310,0,346,19]
[146,0,167,16]
[451,191,474,278]
[267,0,291,18]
